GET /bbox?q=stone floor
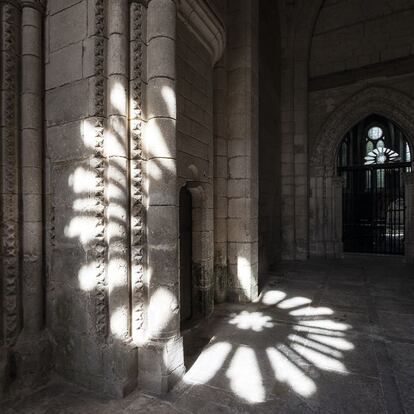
[2,256,414,413]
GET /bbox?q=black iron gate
[342,164,407,255]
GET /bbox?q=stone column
[213,57,228,303]
[139,0,184,394]
[405,172,414,262]
[129,0,147,345]
[309,166,325,256]
[20,0,43,338]
[103,0,138,397]
[226,0,259,302]
[0,0,21,392]
[106,0,130,341]
[15,0,51,384]
[332,176,344,257]
[310,167,344,258]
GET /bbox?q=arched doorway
[309,86,414,259]
[179,185,193,326]
[338,115,411,254]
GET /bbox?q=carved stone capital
[130,0,149,5]
[21,0,46,12]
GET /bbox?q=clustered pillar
[405,172,414,262]
[17,0,50,381]
[139,0,185,394]
[0,0,49,392]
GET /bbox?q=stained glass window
[367,126,383,140]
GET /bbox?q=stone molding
[91,0,108,338]
[311,86,414,169]
[0,0,46,11]
[309,85,414,258]
[1,1,20,347]
[21,0,45,11]
[129,1,146,343]
[177,0,225,64]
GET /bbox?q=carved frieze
[92,0,108,338]
[130,1,146,340]
[1,2,20,346]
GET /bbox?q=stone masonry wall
[177,21,213,186]
[45,0,97,385]
[45,0,137,396]
[309,74,414,153]
[176,19,215,318]
[310,0,414,78]
[309,0,414,152]
[259,0,282,272]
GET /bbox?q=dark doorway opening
[179,185,193,326]
[338,115,411,255]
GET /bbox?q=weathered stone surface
[49,1,87,52]
[3,258,414,413]
[3,0,414,407]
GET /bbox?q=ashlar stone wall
[310,0,414,78]
[258,0,282,272]
[308,0,414,257]
[176,19,215,319]
[45,0,138,397]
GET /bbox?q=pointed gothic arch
[309,86,414,258]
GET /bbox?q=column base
[0,347,8,398]
[405,242,414,263]
[138,336,185,395]
[14,332,52,388]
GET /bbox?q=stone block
[46,80,89,125]
[229,156,249,179]
[50,2,87,52]
[138,337,184,394]
[147,0,176,42]
[214,218,227,243]
[21,129,42,167]
[147,158,177,205]
[46,43,83,89]
[47,120,93,162]
[147,205,177,245]
[21,167,42,194]
[106,115,128,157]
[50,0,83,15]
[22,195,43,222]
[21,93,42,130]
[148,36,176,80]
[146,118,177,159]
[22,56,41,93]
[147,77,177,120]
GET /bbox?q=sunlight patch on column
[78,262,98,291]
[110,82,127,115]
[110,306,129,339]
[237,256,253,298]
[148,287,178,338]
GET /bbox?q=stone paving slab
[2,258,414,413]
